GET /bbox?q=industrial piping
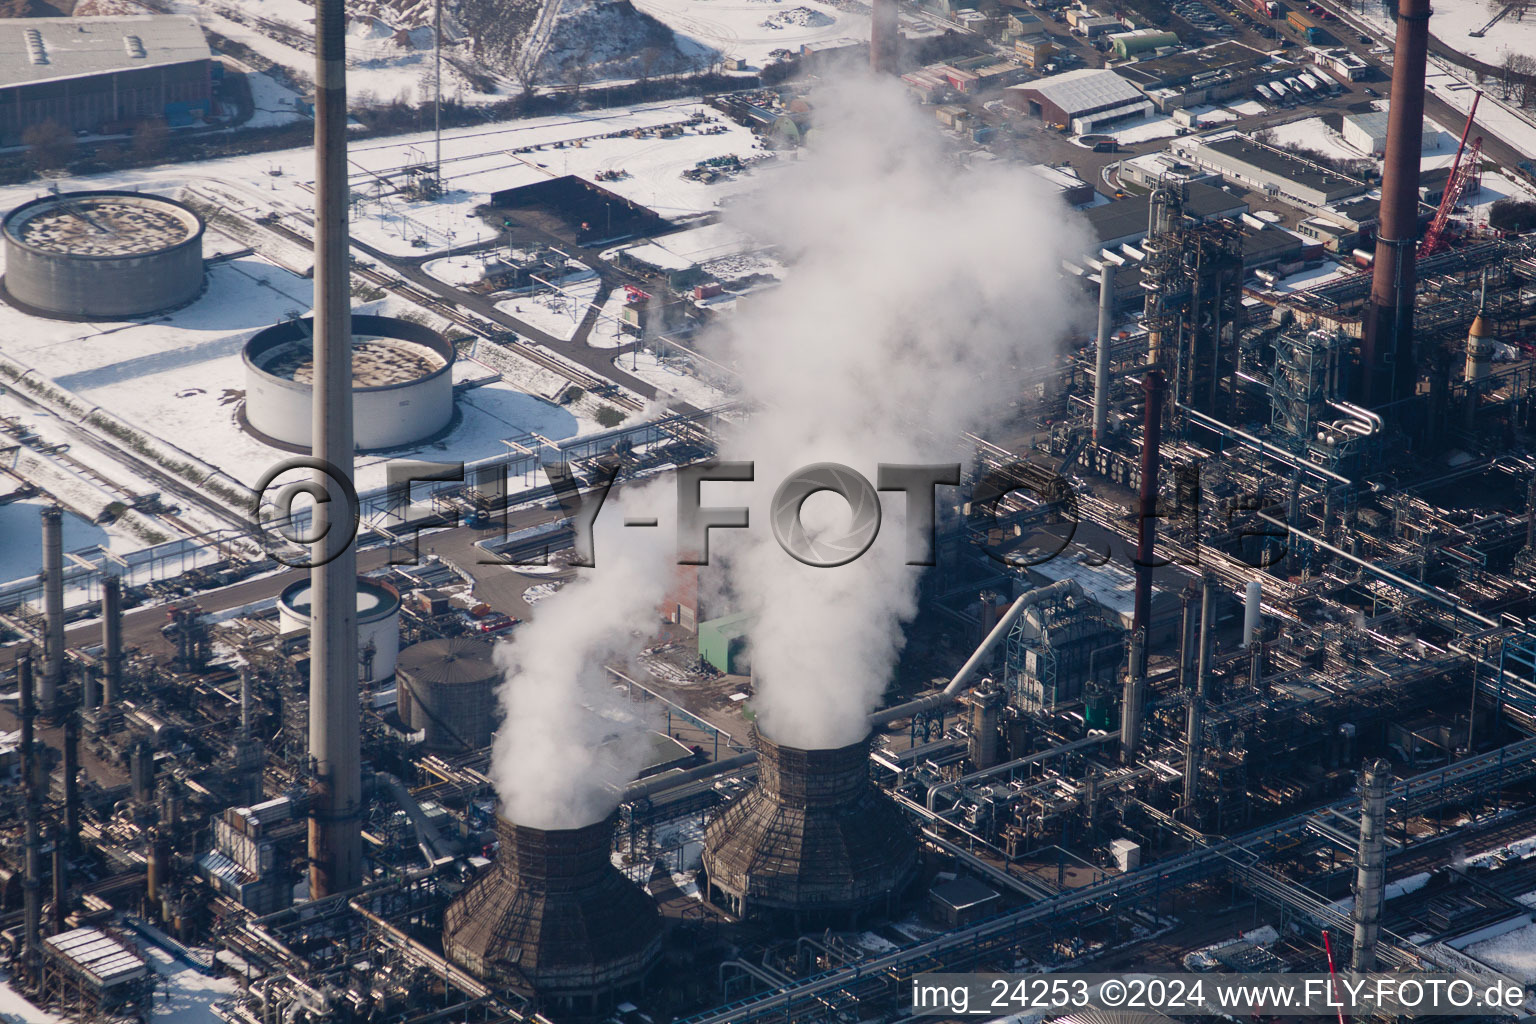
[308,0,363,899]
[1351,758,1391,971]
[1360,0,1431,408]
[41,506,64,714]
[1093,261,1116,444]
[1133,370,1167,676]
[868,579,1084,726]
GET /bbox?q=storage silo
[243,313,456,451]
[442,812,663,1017]
[3,190,204,318]
[278,577,401,681]
[701,726,919,929]
[396,637,501,751]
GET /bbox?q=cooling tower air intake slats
[24,29,47,66]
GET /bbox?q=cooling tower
[442,812,662,1016]
[701,727,919,927]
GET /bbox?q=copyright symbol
[251,457,360,568]
[1100,980,1126,1008]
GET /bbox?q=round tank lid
[398,637,500,684]
[280,577,399,619]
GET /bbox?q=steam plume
[712,77,1089,748]
[489,483,675,829]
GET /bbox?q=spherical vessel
[397,637,501,751]
[3,191,205,318]
[277,577,401,682]
[702,727,919,929]
[443,812,663,1016]
[243,314,455,451]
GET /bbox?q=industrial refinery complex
[10,0,1536,1021]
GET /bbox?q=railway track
[258,215,646,412]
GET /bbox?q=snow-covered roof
[1009,68,1143,116]
[0,16,209,90]
[43,927,149,988]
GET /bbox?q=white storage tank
[242,313,456,451]
[3,190,204,318]
[278,576,401,682]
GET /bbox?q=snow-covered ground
[1469,919,1536,983]
[244,70,309,129]
[1262,116,1366,163]
[0,980,64,1023]
[615,350,730,408]
[142,941,242,1024]
[587,288,634,348]
[1105,115,1181,145]
[494,267,603,341]
[1421,0,1536,67]
[627,0,872,67]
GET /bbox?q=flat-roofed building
[1172,133,1368,206]
[0,15,212,143]
[1118,41,1294,112]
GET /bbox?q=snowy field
[1469,919,1536,983]
[1263,116,1366,162]
[1422,0,1536,67]
[495,268,604,341]
[0,245,599,499]
[627,0,872,67]
[614,350,730,407]
[588,289,634,348]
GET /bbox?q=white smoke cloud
[707,76,1090,749]
[489,482,676,829]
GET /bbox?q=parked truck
[1286,9,1324,41]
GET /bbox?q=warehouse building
[1341,110,1438,156]
[0,16,212,144]
[1171,133,1368,206]
[1004,68,1151,134]
[1118,41,1295,112]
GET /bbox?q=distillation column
[1093,261,1116,444]
[41,507,64,714]
[1351,758,1391,971]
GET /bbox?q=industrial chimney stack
[41,506,64,715]
[870,0,899,73]
[308,0,362,899]
[1360,0,1432,409]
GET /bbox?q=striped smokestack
[1360,0,1431,409]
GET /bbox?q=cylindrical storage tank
[397,637,501,751]
[3,191,204,318]
[278,577,401,681]
[243,314,455,451]
[443,812,663,1015]
[701,727,919,929]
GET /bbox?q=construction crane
[1420,91,1484,257]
